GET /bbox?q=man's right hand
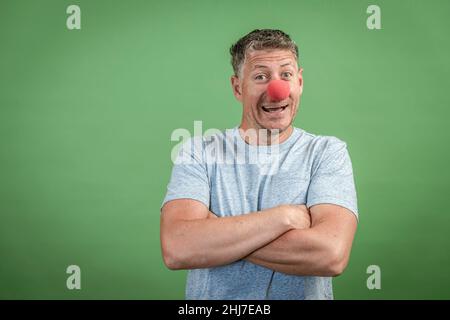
[280,204,311,230]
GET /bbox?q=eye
[282,72,293,79]
[255,74,267,81]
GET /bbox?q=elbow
[161,237,203,270]
[327,260,347,277]
[161,239,186,270]
[162,249,183,270]
[325,246,350,277]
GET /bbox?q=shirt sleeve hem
[307,197,359,222]
[160,195,210,212]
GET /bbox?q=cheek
[245,88,264,105]
[290,85,302,100]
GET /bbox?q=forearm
[244,227,339,277]
[164,206,292,270]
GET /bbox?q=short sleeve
[306,137,359,220]
[161,137,210,211]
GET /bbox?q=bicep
[160,199,210,268]
[160,198,210,231]
[309,203,358,254]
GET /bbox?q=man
[160,29,358,300]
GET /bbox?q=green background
[1,0,449,299]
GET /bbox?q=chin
[260,120,291,133]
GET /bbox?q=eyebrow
[252,62,295,70]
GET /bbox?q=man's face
[231,49,303,134]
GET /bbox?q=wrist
[276,204,294,230]
[260,205,294,231]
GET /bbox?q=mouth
[261,104,289,114]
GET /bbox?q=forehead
[244,49,297,70]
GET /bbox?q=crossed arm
[240,204,358,276]
[160,199,357,277]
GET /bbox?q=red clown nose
[267,80,290,101]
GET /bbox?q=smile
[261,104,288,113]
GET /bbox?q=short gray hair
[229,29,299,77]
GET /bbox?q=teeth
[262,104,288,112]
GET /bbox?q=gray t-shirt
[162,126,358,300]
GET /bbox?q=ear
[298,67,304,95]
[231,75,243,102]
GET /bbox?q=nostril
[267,80,290,101]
